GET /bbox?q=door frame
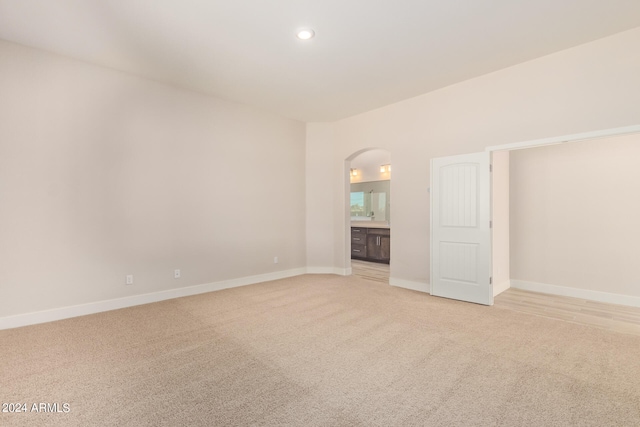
[485,125,640,153]
[484,124,640,298]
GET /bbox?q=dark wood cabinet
[351,227,367,259]
[351,227,390,264]
[366,229,390,262]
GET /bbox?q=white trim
[390,277,430,293]
[485,125,640,152]
[306,267,335,274]
[0,268,307,330]
[306,266,351,276]
[511,280,640,308]
[493,280,511,297]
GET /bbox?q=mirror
[350,180,390,223]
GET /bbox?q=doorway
[346,148,391,283]
[431,124,640,306]
[504,130,640,303]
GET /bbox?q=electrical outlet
[273,256,278,264]
[174,269,181,279]
[126,275,134,285]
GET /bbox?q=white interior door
[430,151,493,305]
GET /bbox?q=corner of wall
[390,277,430,293]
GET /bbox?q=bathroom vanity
[351,225,390,264]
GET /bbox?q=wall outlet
[174,269,181,279]
[273,256,278,264]
[126,275,134,285]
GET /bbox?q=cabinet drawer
[367,228,390,236]
[351,244,366,257]
[351,227,367,243]
[351,234,366,244]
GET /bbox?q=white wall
[0,40,306,320]
[510,133,640,298]
[306,27,640,290]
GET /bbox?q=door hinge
[490,164,493,172]
[489,220,492,228]
[489,277,492,285]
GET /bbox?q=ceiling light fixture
[296,29,315,40]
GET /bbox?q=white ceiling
[1,1,640,122]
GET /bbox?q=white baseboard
[511,280,640,308]
[306,266,351,276]
[493,280,511,297]
[390,277,430,293]
[0,268,307,330]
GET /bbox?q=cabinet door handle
[354,238,360,241]
[353,249,361,252]
[377,236,380,245]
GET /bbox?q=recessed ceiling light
[296,29,315,40]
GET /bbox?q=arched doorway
[345,148,391,283]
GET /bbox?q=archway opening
[345,148,392,283]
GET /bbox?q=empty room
[2,1,640,426]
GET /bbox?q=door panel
[366,232,390,263]
[430,152,493,305]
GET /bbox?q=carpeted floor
[1,274,639,426]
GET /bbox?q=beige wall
[510,133,640,297]
[3,24,640,320]
[306,27,640,289]
[492,150,510,296]
[305,123,336,272]
[0,40,306,318]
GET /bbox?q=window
[350,192,365,217]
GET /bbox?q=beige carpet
[1,274,640,426]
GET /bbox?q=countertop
[351,222,390,229]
